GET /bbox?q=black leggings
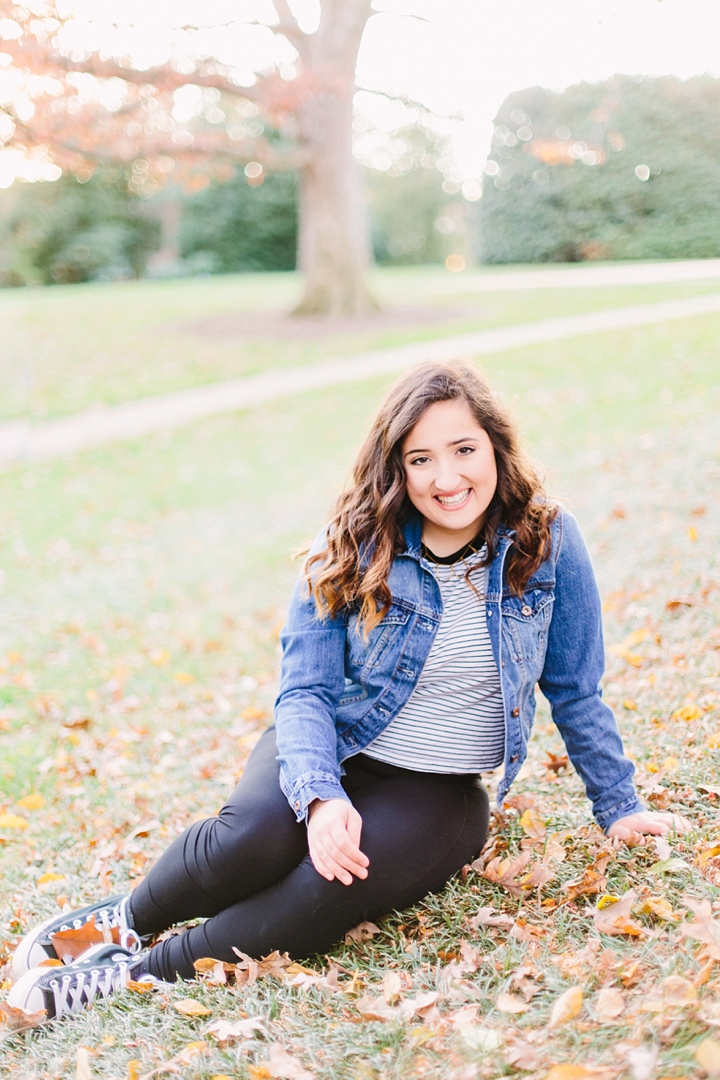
[129,728,489,981]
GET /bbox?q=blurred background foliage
[480,73,720,264]
[2,71,720,286]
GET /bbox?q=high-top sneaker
[6,943,156,1021]
[11,895,145,977]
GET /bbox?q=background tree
[479,74,720,264]
[0,0,379,314]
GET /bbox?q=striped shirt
[363,543,506,774]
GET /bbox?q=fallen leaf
[0,814,29,831]
[382,970,403,1005]
[560,867,607,905]
[679,899,720,961]
[344,921,381,944]
[625,1044,659,1080]
[400,990,440,1020]
[698,845,720,865]
[206,1017,265,1044]
[696,1039,720,1077]
[520,807,547,840]
[666,597,694,611]
[543,751,569,774]
[594,987,625,1022]
[264,1043,316,1079]
[471,906,515,930]
[482,849,532,898]
[592,891,645,938]
[137,1042,208,1080]
[505,1041,541,1070]
[636,896,680,922]
[76,1048,92,1080]
[460,1028,502,1051]
[642,975,697,1012]
[173,998,213,1017]
[16,793,45,811]
[37,872,65,886]
[51,917,120,961]
[672,705,702,722]
[548,985,583,1029]
[496,991,528,1015]
[0,1003,46,1031]
[545,1068,617,1080]
[355,993,397,1021]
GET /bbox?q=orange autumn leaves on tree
[0,0,380,314]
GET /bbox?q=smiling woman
[8,358,689,1021]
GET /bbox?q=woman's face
[401,398,498,554]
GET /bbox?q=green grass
[0,274,719,1079]
[1,266,719,421]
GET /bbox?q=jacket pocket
[346,602,412,671]
[501,588,553,663]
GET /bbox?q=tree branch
[270,0,308,53]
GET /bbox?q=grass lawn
[0,272,719,1079]
[1,266,720,422]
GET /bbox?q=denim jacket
[274,508,643,833]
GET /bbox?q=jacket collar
[400,512,514,560]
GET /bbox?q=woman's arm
[274,564,352,823]
[538,511,646,832]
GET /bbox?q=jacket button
[512,707,520,717]
[510,753,519,763]
[521,605,532,616]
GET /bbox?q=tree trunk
[293,0,378,316]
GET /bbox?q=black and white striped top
[363,542,505,774]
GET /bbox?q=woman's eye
[410,456,429,466]
[456,446,475,456]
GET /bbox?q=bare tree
[0,0,379,314]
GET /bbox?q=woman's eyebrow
[403,435,478,457]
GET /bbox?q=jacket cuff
[595,795,646,833]
[282,771,351,823]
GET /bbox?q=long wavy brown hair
[306,360,556,632]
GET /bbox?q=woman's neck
[420,519,485,558]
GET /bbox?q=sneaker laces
[95,898,142,953]
[62,897,141,954]
[49,956,136,1018]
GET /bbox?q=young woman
[8,360,686,1020]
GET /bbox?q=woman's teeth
[435,489,470,507]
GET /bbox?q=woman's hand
[307,798,369,886]
[607,810,692,840]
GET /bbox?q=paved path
[3,291,720,465]
[433,257,720,292]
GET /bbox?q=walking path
[434,257,720,292]
[3,291,720,465]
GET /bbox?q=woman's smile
[434,487,472,509]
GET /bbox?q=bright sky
[1,0,718,185]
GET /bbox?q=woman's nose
[434,461,462,491]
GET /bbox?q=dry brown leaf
[355,993,397,1021]
[679,899,720,961]
[520,807,547,840]
[642,975,697,1012]
[261,1045,316,1080]
[592,891,645,938]
[50,917,120,962]
[448,1004,479,1029]
[555,939,600,980]
[399,990,439,1020]
[496,991,528,1015]
[0,1003,46,1031]
[560,867,608,906]
[173,999,213,1017]
[75,1047,93,1080]
[543,751,570,774]
[382,971,403,1005]
[696,1038,720,1077]
[637,896,680,922]
[505,1041,541,1071]
[344,921,381,944]
[482,849,532,898]
[206,1017,265,1044]
[593,987,625,1022]
[471,905,515,930]
[548,985,583,1029]
[137,1042,208,1080]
